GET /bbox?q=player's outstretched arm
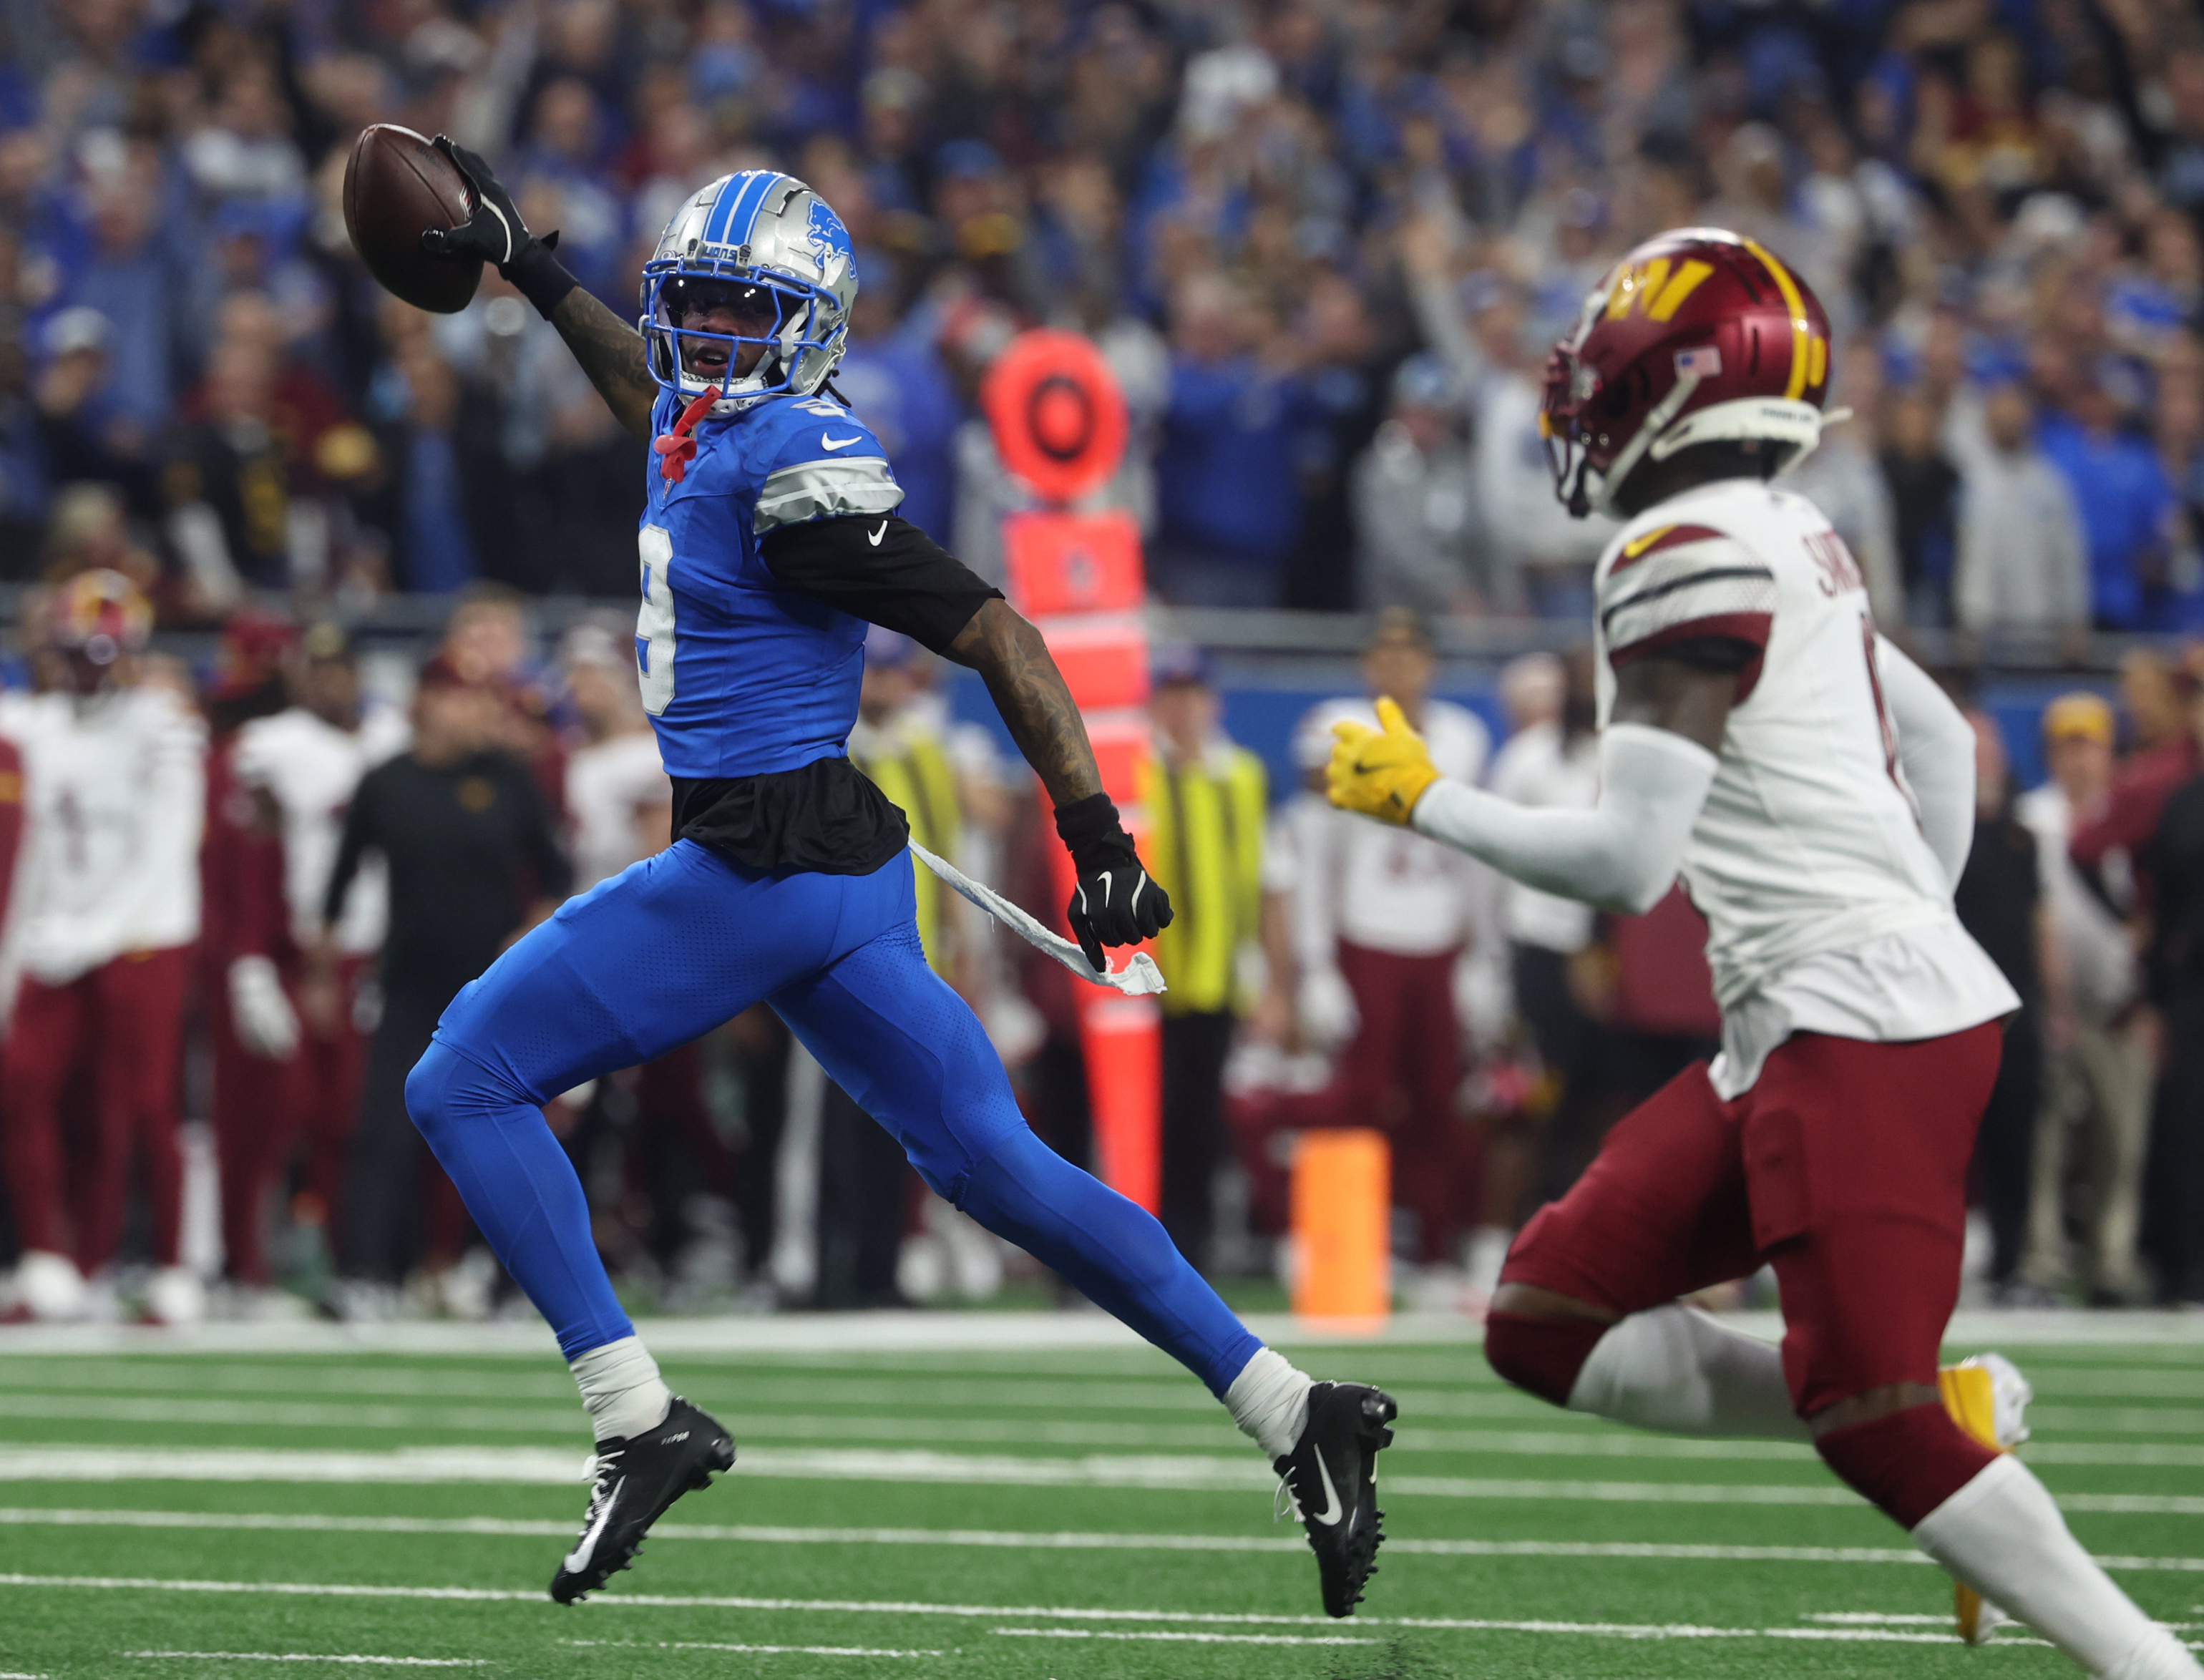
[756,516,1171,967]
[420,137,655,441]
[545,292,656,441]
[942,599,1173,965]
[944,599,1102,806]
[1327,658,1731,913]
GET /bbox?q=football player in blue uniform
[411,142,1398,1617]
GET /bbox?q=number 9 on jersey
[637,526,676,716]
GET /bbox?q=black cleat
[549,1395,735,1604]
[1272,1381,1398,1618]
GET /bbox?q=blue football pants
[406,840,1263,1393]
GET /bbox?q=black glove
[1055,793,1172,971]
[419,135,575,319]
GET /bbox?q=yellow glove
[1328,696,1440,824]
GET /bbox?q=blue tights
[405,841,1261,1394]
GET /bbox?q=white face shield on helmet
[639,170,858,415]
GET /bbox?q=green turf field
[0,1313,2198,1679]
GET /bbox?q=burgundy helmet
[1540,228,1835,519]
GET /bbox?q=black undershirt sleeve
[1649,633,1762,674]
[759,513,1003,653]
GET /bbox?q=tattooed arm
[942,599,1103,806]
[551,290,658,441]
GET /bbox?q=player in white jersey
[1330,230,2196,1680]
[217,625,408,1298]
[0,571,206,1324]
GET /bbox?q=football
[343,124,480,315]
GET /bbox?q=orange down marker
[1291,1130,1391,1326]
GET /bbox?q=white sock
[1566,1304,1804,1440]
[1915,1455,2202,1679]
[569,1336,673,1443]
[1225,1347,1315,1460]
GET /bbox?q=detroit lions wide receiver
[397,140,1398,1616]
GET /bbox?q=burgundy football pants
[1,947,192,1270]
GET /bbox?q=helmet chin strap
[1586,372,1703,519]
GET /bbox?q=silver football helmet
[639,170,857,414]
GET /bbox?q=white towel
[909,841,1166,997]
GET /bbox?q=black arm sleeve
[759,514,1003,653]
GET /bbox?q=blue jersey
[635,389,904,781]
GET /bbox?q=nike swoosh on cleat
[562,1475,625,1573]
[822,434,864,450]
[1310,1446,1347,1528]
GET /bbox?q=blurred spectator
[1281,269,1388,612]
[560,622,667,891]
[1955,709,2044,1298]
[2145,671,2204,1304]
[1954,383,2090,646]
[836,279,961,546]
[1138,645,1267,1274]
[1287,610,1494,1300]
[2073,653,2202,907]
[1881,390,1962,631]
[162,339,307,602]
[2017,695,2150,1304]
[59,158,190,443]
[0,571,204,1324]
[377,341,484,595]
[1151,271,1302,608]
[29,306,156,522]
[1782,344,1901,624]
[2039,384,2188,633]
[218,624,408,1309]
[815,628,962,1308]
[321,659,570,1319]
[1352,353,1480,615]
[1486,648,1604,1201]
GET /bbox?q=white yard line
[990,1628,1377,1646]
[1,1389,2195,1464]
[124,1658,487,1667]
[0,1571,2174,1646]
[564,1640,941,1658]
[2,1305,2201,1357]
[2,1507,2198,1573]
[2,1445,2199,1513]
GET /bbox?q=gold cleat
[1939,1353,2033,1645]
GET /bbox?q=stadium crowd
[4,0,2204,1322]
[4,0,2204,625]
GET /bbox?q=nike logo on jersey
[1310,1446,1347,1526]
[1622,524,1677,559]
[869,522,887,545]
[822,434,864,451]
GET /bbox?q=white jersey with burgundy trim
[1591,478,2014,1071]
[233,704,410,956]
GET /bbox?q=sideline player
[1329,229,2198,1680]
[0,572,206,1324]
[391,142,1395,1614]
